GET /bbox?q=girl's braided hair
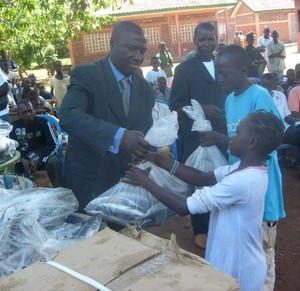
[246,111,284,157]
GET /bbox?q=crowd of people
[1,20,299,291]
[0,54,69,187]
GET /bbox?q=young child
[197,45,285,290]
[125,111,284,291]
[145,56,167,85]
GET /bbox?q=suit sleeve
[59,64,120,157]
[169,62,191,111]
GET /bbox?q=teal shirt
[225,84,286,221]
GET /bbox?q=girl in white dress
[125,111,284,291]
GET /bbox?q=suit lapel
[193,56,215,83]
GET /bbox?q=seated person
[280,69,299,98]
[288,84,300,116]
[9,100,63,187]
[261,73,300,166]
[23,88,54,114]
[36,84,53,100]
[19,77,32,100]
[155,76,171,105]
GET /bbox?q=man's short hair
[17,99,32,110]
[194,22,216,38]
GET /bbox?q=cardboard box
[0,228,239,290]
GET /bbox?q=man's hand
[29,161,39,175]
[20,158,33,175]
[201,105,224,119]
[121,130,151,160]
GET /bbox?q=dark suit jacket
[59,57,153,211]
[169,53,227,161]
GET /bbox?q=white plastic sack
[145,111,178,147]
[0,120,18,164]
[0,136,18,164]
[0,188,103,278]
[183,99,227,171]
[86,113,191,227]
[0,119,13,137]
[0,187,79,228]
[86,161,191,227]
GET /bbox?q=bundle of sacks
[0,187,102,278]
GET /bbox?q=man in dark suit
[59,21,153,213]
[169,22,227,249]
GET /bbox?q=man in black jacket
[59,21,153,212]
[9,100,63,187]
[169,22,227,249]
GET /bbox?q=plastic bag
[0,187,79,228]
[86,161,191,227]
[0,120,18,164]
[0,119,13,137]
[0,136,18,164]
[0,188,103,278]
[183,99,227,171]
[145,111,178,147]
[86,112,191,227]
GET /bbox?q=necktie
[120,78,129,116]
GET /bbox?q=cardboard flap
[53,228,159,284]
[0,263,93,291]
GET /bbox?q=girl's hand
[125,167,151,186]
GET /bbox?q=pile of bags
[0,187,103,278]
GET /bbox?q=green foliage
[0,0,128,72]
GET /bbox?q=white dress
[187,162,267,291]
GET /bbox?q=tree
[0,0,129,74]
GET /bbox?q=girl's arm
[144,152,217,187]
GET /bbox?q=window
[171,23,197,43]
[144,27,160,45]
[84,32,111,53]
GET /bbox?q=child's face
[215,55,245,93]
[287,70,295,82]
[151,59,159,70]
[229,118,252,157]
